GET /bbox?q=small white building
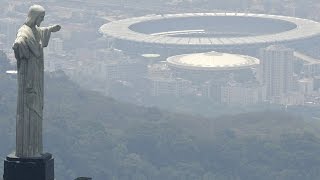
[150,77,191,97]
[220,82,265,105]
[298,78,314,95]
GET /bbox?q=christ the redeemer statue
[12,4,61,158]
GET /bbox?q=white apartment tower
[48,38,64,54]
[260,45,294,100]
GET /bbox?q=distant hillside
[1,53,320,179]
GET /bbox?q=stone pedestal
[75,178,92,180]
[3,153,54,180]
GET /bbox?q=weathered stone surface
[12,4,61,158]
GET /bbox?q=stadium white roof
[167,51,260,71]
[100,13,320,47]
[141,54,161,58]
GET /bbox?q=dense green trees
[1,53,320,179]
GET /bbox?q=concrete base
[3,153,54,180]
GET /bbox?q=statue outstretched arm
[49,24,61,33]
[39,25,61,47]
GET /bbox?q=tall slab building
[260,45,294,100]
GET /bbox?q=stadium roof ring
[100,13,320,48]
[166,51,260,71]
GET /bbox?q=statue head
[25,5,45,27]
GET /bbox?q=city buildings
[98,12,320,106]
[260,45,294,100]
[220,82,265,105]
[150,78,192,97]
[298,78,314,95]
[2,1,320,107]
[47,37,64,55]
[146,51,265,105]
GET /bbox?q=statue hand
[50,24,61,32]
[13,37,24,49]
[13,42,19,50]
[12,37,29,59]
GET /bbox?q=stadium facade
[100,13,320,56]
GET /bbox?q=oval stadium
[167,51,259,71]
[100,13,320,55]
[165,51,260,82]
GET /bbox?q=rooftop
[6,70,17,74]
[167,51,260,71]
[100,13,320,47]
[141,54,161,58]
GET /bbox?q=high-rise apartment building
[260,45,294,100]
[47,38,64,55]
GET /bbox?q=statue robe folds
[13,24,51,157]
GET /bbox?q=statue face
[35,13,45,27]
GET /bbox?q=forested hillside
[1,54,320,179]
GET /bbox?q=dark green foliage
[1,55,320,179]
